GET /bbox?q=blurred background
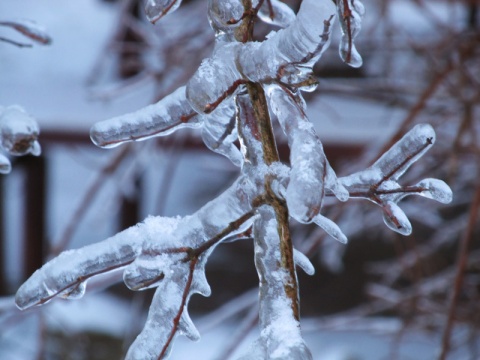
[0,0,479,359]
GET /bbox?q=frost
[417,178,453,204]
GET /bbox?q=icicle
[416,178,453,204]
[0,19,52,45]
[0,105,40,157]
[264,84,347,223]
[0,154,12,174]
[201,101,243,167]
[179,309,201,341]
[191,267,212,297]
[126,268,189,360]
[293,249,315,275]
[90,86,201,149]
[313,214,348,244]
[382,201,412,235]
[336,0,365,67]
[144,0,182,24]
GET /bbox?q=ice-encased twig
[90,86,201,149]
[187,0,336,114]
[242,206,312,360]
[336,0,365,68]
[264,84,348,243]
[15,222,146,309]
[337,124,452,235]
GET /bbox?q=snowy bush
[14,0,453,359]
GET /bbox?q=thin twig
[438,183,480,360]
[0,36,32,47]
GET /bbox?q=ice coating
[265,84,347,223]
[144,0,182,24]
[186,43,243,114]
[0,19,52,45]
[189,0,336,114]
[238,0,336,83]
[417,178,453,204]
[201,101,243,167]
[59,281,87,300]
[15,222,146,310]
[256,0,296,28]
[338,124,450,236]
[252,206,312,360]
[207,0,245,37]
[293,249,315,275]
[313,214,348,244]
[90,86,201,148]
[382,201,412,235]
[373,124,435,181]
[126,273,191,359]
[0,105,41,157]
[336,0,365,67]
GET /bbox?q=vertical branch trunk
[245,82,300,320]
[234,2,303,354]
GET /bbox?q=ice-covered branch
[90,86,201,148]
[338,124,452,235]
